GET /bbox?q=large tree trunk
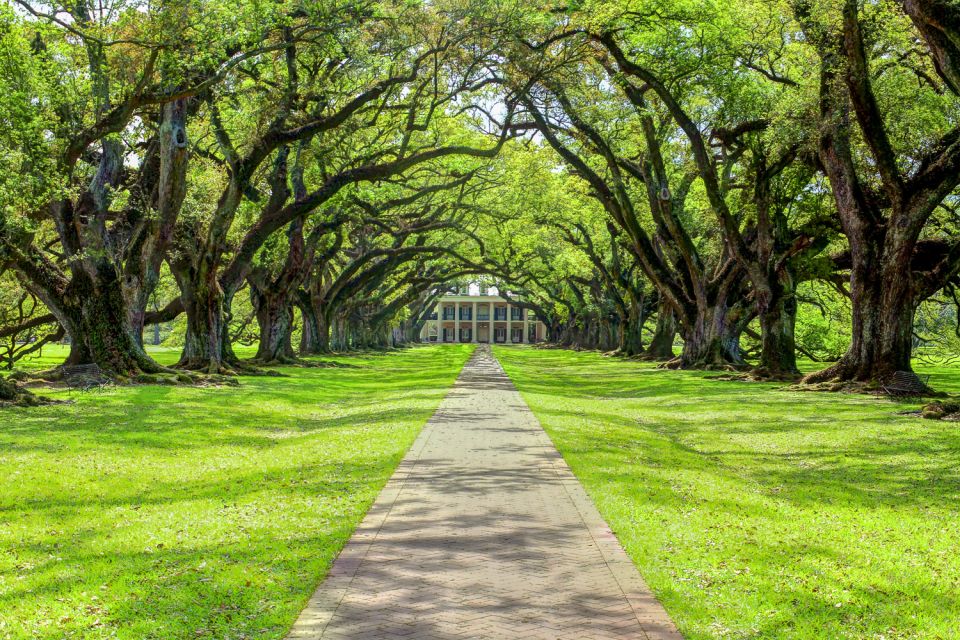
[757,295,800,376]
[547,321,563,343]
[755,272,801,377]
[877,239,916,373]
[619,299,645,356]
[796,26,938,388]
[304,310,330,354]
[47,269,167,376]
[620,319,644,356]
[251,288,296,363]
[601,317,619,351]
[574,318,591,349]
[298,295,330,354]
[330,314,348,351]
[173,265,231,374]
[400,316,427,344]
[125,99,190,350]
[679,301,747,369]
[558,311,576,345]
[805,231,914,384]
[644,304,676,360]
[583,316,597,349]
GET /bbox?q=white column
[524,310,530,344]
[506,303,513,342]
[472,302,478,343]
[489,301,494,343]
[454,302,460,342]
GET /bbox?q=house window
[460,328,472,342]
[495,327,506,343]
[459,306,472,321]
[494,308,506,321]
[511,328,523,343]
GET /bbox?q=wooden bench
[880,370,931,397]
[57,363,108,391]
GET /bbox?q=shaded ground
[0,344,474,640]
[495,346,960,640]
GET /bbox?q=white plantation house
[420,292,546,344]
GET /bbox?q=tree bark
[678,298,748,369]
[173,264,231,374]
[644,304,676,360]
[297,293,330,354]
[805,228,914,383]
[790,0,960,388]
[125,98,189,348]
[756,273,801,377]
[251,287,297,363]
[36,265,168,376]
[620,317,644,356]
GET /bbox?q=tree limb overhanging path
[288,346,681,640]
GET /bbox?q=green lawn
[0,344,474,640]
[494,346,960,640]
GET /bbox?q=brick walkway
[287,345,682,640]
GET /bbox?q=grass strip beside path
[0,344,474,640]
[494,346,960,640]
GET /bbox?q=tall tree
[0,0,267,376]
[794,0,960,385]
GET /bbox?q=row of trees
[476,0,960,386]
[2,0,960,391]
[0,0,515,379]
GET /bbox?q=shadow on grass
[0,344,475,640]
[493,345,960,640]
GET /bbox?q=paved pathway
[288,345,682,639]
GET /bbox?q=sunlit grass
[0,344,474,640]
[495,346,960,640]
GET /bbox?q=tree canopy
[1,0,959,391]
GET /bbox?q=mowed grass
[494,346,960,640]
[0,344,474,640]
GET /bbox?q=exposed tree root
[175,357,281,378]
[799,360,856,385]
[244,355,337,369]
[794,369,943,397]
[917,401,960,420]
[230,361,284,377]
[635,352,675,362]
[0,376,58,407]
[175,357,240,376]
[787,380,876,394]
[131,372,241,387]
[746,367,802,382]
[296,359,360,368]
[658,357,749,371]
[707,368,803,383]
[532,342,568,350]
[16,367,239,389]
[595,347,652,360]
